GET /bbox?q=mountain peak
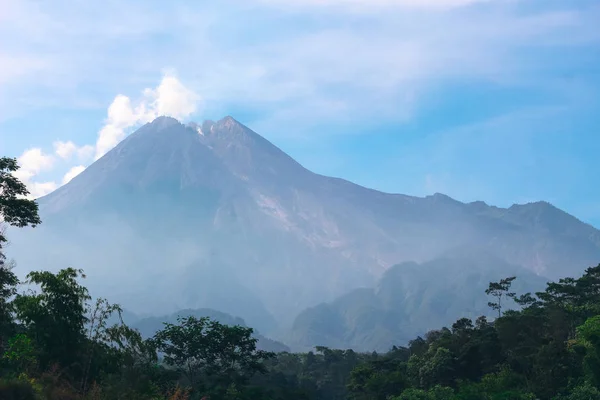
[426,192,460,205]
[213,116,250,135]
[218,115,239,124]
[508,200,565,216]
[188,117,245,137]
[149,116,181,129]
[193,116,308,181]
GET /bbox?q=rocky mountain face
[7,116,600,341]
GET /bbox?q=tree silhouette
[485,276,516,318]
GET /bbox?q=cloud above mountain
[94,73,200,160]
[13,72,199,198]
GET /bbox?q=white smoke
[94,73,200,160]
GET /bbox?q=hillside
[289,251,548,352]
[6,116,600,338]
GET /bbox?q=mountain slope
[289,252,549,352]
[6,116,600,337]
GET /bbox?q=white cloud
[54,140,78,159]
[14,148,55,178]
[62,165,86,184]
[146,75,200,120]
[95,117,129,160]
[27,181,58,199]
[53,140,95,164]
[12,148,57,199]
[77,145,95,160]
[0,0,597,130]
[94,73,200,160]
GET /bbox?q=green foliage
[0,156,41,246]
[554,383,600,400]
[572,315,600,388]
[0,157,40,356]
[1,262,600,400]
[408,347,455,389]
[2,333,37,374]
[392,386,454,400]
[347,359,408,400]
[0,263,19,355]
[153,315,274,397]
[455,368,535,400]
[13,268,90,373]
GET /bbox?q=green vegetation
[130,308,290,353]
[2,156,600,399]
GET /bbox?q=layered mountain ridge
[7,116,600,345]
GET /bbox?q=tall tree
[485,276,516,318]
[573,315,600,388]
[0,157,41,354]
[80,297,124,392]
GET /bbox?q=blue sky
[1,0,599,226]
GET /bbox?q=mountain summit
[8,116,600,336]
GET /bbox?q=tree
[513,292,541,308]
[0,262,18,355]
[391,386,453,400]
[537,264,600,333]
[573,315,600,388]
[80,297,125,392]
[2,333,37,375]
[348,360,408,400]
[154,316,273,396]
[0,157,40,355]
[13,268,90,374]
[407,347,455,390]
[0,157,41,253]
[554,383,600,400]
[94,322,163,400]
[485,276,516,318]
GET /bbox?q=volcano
[7,116,600,336]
